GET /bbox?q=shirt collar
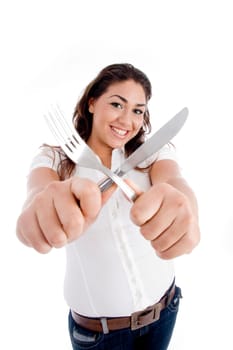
[111,148,125,171]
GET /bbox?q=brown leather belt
[71,283,176,334]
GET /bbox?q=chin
[118,139,131,149]
[108,135,132,149]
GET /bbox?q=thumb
[101,178,144,205]
[101,182,117,205]
[123,178,144,202]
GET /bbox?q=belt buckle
[131,302,162,331]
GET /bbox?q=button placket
[110,194,149,310]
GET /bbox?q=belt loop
[100,317,109,334]
[165,281,176,307]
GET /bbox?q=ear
[88,98,95,113]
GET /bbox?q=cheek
[133,117,144,132]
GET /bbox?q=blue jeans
[68,286,182,350]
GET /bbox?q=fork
[44,104,137,202]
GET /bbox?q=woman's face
[88,80,147,152]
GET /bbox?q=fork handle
[98,172,137,202]
[98,169,123,192]
[98,176,114,192]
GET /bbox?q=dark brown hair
[56,63,152,179]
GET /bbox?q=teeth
[111,126,127,136]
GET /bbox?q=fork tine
[45,105,80,152]
[52,104,83,148]
[45,104,103,166]
[45,111,73,150]
[44,110,77,160]
[46,111,67,143]
[44,104,137,201]
[44,112,65,144]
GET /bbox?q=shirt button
[111,209,117,218]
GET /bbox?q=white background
[0,1,233,349]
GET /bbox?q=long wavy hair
[55,63,152,179]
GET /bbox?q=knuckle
[174,192,188,208]
[153,240,165,253]
[181,211,193,228]
[16,214,25,233]
[34,191,47,208]
[151,235,167,253]
[48,233,66,248]
[156,182,173,198]
[84,181,100,197]
[16,212,31,241]
[187,231,201,251]
[40,181,65,202]
[183,228,201,254]
[73,177,98,193]
[34,241,52,254]
[130,206,142,225]
[157,251,171,260]
[86,206,100,221]
[151,240,159,251]
[140,226,153,240]
[62,215,84,239]
[46,180,62,193]
[180,207,198,234]
[157,182,169,193]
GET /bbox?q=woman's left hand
[130,181,200,259]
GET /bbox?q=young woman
[16,63,200,349]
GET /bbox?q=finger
[16,217,32,247]
[34,190,67,248]
[139,200,177,241]
[130,184,165,226]
[156,233,189,260]
[139,185,188,241]
[17,210,52,253]
[101,177,142,205]
[151,217,186,253]
[151,197,196,253]
[37,195,70,247]
[45,182,85,242]
[16,228,32,247]
[71,178,102,224]
[158,224,200,259]
[124,178,143,202]
[101,182,117,205]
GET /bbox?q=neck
[87,139,113,168]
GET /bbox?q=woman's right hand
[16,169,115,253]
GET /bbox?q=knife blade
[99,107,188,192]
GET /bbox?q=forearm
[166,176,199,219]
[23,167,60,209]
[150,159,198,216]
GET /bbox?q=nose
[117,108,132,126]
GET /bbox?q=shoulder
[29,145,65,172]
[149,157,182,185]
[137,143,177,169]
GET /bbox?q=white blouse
[30,145,177,317]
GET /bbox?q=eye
[111,102,123,109]
[133,108,144,116]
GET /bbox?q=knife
[99,107,188,192]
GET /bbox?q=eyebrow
[109,94,146,107]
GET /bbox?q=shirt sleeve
[29,146,64,172]
[29,143,177,173]
[137,143,177,168]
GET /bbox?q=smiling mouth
[111,126,128,137]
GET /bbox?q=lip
[110,125,129,138]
